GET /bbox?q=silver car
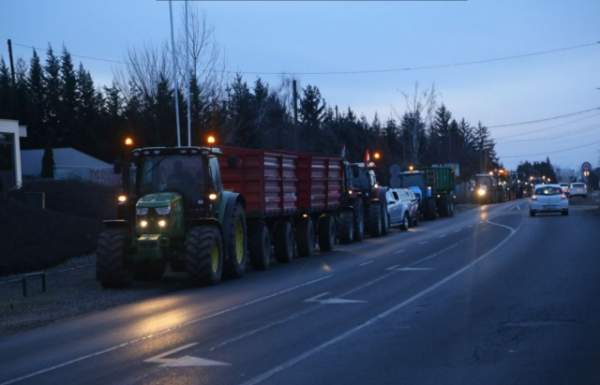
[568,182,587,198]
[529,184,569,216]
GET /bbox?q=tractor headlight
[140,220,148,228]
[477,188,486,196]
[155,206,171,215]
[209,193,218,201]
[136,207,149,216]
[158,220,167,228]
[118,195,127,203]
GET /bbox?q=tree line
[0,8,514,183]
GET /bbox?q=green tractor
[96,145,247,288]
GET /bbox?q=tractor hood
[137,192,182,208]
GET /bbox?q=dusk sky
[2,0,599,172]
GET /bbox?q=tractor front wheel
[224,203,247,279]
[96,228,133,289]
[186,226,223,286]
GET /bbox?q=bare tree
[393,82,438,164]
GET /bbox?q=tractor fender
[102,219,134,232]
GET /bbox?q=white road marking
[144,343,230,367]
[468,225,473,228]
[454,229,461,233]
[419,241,429,245]
[508,205,521,211]
[360,261,374,266]
[389,267,433,271]
[305,292,365,304]
[238,221,520,385]
[0,275,332,385]
[394,249,406,254]
[439,234,446,238]
[387,265,401,271]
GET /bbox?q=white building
[0,119,27,191]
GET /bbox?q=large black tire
[186,226,223,286]
[368,203,382,237]
[134,260,166,281]
[248,221,271,270]
[96,228,133,288]
[399,212,410,231]
[318,215,335,252]
[438,195,450,218]
[339,211,354,245]
[274,221,294,263]
[425,197,437,221]
[223,203,247,279]
[296,217,314,257]
[352,199,364,242]
[448,197,455,217]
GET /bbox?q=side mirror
[227,155,238,170]
[113,160,122,175]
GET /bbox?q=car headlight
[136,207,149,215]
[477,188,486,196]
[155,206,171,215]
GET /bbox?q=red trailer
[219,146,353,270]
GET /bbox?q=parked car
[568,182,587,198]
[529,184,569,216]
[559,183,570,197]
[386,188,413,230]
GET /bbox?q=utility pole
[169,0,181,147]
[7,39,15,86]
[292,79,298,150]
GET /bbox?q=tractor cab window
[208,156,222,192]
[138,155,205,204]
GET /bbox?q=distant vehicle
[559,183,570,197]
[385,188,412,230]
[529,184,569,217]
[568,182,587,198]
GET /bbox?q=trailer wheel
[296,217,314,257]
[438,195,450,217]
[318,215,335,252]
[224,203,247,279]
[425,197,437,221]
[399,212,410,231]
[274,221,294,263]
[339,211,354,245]
[368,203,382,237]
[248,221,271,270]
[352,199,364,242]
[96,228,133,288]
[186,226,223,286]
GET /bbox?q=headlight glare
[158,220,167,228]
[140,220,148,228]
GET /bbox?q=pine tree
[26,50,46,148]
[44,44,61,146]
[41,142,55,178]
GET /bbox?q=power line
[12,40,599,76]
[488,107,600,128]
[499,139,600,159]
[494,112,600,140]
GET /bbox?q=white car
[529,184,569,217]
[568,182,587,198]
[386,188,413,230]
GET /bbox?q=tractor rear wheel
[339,211,354,245]
[318,215,335,252]
[249,221,271,270]
[274,221,294,263]
[224,203,247,279]
[296,217,314,257]
[96,228,133,288]
[368,203,382,237]
[352,199,364,242]
[425,197,437,221]
[381,200,390,236]
[186,226,223,286]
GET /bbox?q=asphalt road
[1,200,600,385]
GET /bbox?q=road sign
[582,162,592,171]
